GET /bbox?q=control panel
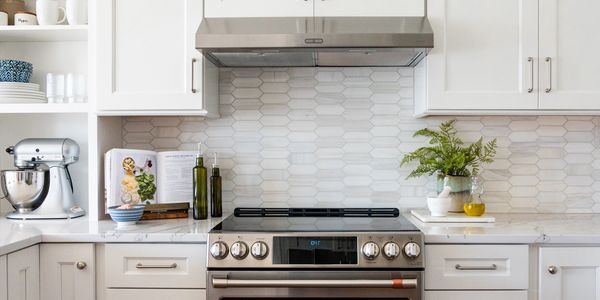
[207,232,423,269]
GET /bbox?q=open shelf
[0,103,90,114]
[0,25,88,42]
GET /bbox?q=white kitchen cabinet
[425,291,528,300]
[104,244,206,289]
[95,0,219,116]
[425,244,529,290]
[7,245,39,300]
[539,247,600,300]
[204,0,313,17]
[1,255,7,300]
[314,0,424,17]
[105,289,205,300]
[40,244,95,300]
[415,0,539,115]
[538,0,600,110]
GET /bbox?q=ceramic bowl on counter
[0,59,33,83]
[107,205,145,226]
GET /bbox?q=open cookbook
[104,149,196,213]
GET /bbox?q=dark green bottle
[210,153,222,218]
[193,144,208,220]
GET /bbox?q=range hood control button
[383,242,400,260]
[230,241,249,260]
[210,241,228,260]
[403,242,421,259]
[251,241,269,260]
[362,242,380,260]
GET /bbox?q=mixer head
[6,138,80,169]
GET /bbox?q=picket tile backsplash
[123,68,600,214]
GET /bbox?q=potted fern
[400,120,497,212]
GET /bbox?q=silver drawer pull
[212,278,418,289]
[527,57,534,93]
[191,58,198,94]
[455,264,497,271]
[135,263,177,269]
[545,57,552,93]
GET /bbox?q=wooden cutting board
[411,210,495,223]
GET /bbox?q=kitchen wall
[123,67,600,214]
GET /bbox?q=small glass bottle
[464,177,485,216]
[193,143,208,220]
[210,153,222,218]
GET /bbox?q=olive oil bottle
[210,153,222,218]
[193,143,208,220]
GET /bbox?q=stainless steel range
[207,208,424,300]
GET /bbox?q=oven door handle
[212,278,418,289]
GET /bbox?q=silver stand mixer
[0,138,85,219]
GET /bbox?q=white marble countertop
[0,216,222,256]
[3,212,600,256]
[407,213,600,244]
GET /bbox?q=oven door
[208,270,422,300]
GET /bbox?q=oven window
[273,236,358,264]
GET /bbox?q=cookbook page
[105,148,158,212]
[156,151,196,204]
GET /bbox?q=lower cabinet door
[40,244,95,300]
[1,255,7,300]
[425,291,528,300]
[539,247,600,300]
[105,289,205,300]
[7,245,40,300]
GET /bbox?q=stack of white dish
[0,82,47,103]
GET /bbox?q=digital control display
[273,236,358,265]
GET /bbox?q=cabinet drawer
[106,289,205,300]
[425,245,528,290]
[105,244,206,288]
[425,291,528,300]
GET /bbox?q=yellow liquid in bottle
[464,203,486,217]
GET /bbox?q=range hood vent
[196,17,433,68]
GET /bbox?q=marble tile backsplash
[123,67,600,214]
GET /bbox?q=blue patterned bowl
[0,60,33,83]
[108,205,145,226]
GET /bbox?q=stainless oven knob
[210,241,228,260]
[403,242,421,259]
[251,241,269,260]
[383,242,400,260]
[362,242,380,260]
[230,241,249,260]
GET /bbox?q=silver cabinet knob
[230,241,249,260]
[382,242,400,260]
[251,241,269,260]
[548,265,558,274]
[210,241,229,260]
[403,242,421,259]
[362,242,380,260]
[76,261,87,270]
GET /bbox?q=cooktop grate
[233,207,400,218]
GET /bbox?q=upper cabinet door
[538,0,600,110]
[314,0,424,17]
[205,0,314,17]
[539,247,600,300]
[96,0,218,115]
[423,0,539,111]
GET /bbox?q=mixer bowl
[0,169,49,213]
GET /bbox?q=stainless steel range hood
[196,17,433,67]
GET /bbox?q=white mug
[66,0,87,25]
[0,11,8,26]
[14,11,37,26]
[36,0,66,25]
